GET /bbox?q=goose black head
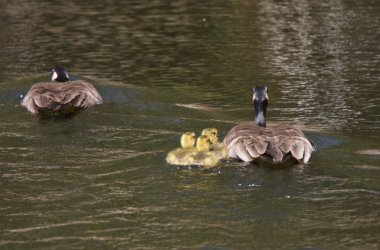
[252,86,269,127]
[52,66,69,82]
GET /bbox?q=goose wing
[223,122,269,162]
[21,82,60,113]
[272,125,315,163]
[223,123,315,163]
[59,81,102,108]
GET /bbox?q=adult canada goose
[21,66,102,114]
[223,86,315,164]
[166,133,219,167]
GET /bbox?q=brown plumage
[223,122,315,163]
[21,66,102,114]
[223,86,315,164]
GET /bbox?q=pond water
[0,0,379,249]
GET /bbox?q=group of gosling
[166,128,228,168]
[21,66,316,166]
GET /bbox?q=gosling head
[52,65,69,82]
[252,86,269,127]
[201,128,218,144]
[196,135,212,152]
[180,132,196,149]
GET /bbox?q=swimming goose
[223,86,315,164]
[201,128,228,160]
[21,66,102,114]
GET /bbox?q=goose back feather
[223,122,315,164]
[21,80,102,114]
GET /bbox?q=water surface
[0,0,379,249]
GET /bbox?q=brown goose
[21,66,102,114]
[223,86,315,164]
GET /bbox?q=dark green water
[1,1,379,249]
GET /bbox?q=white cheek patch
[256,112,265,122]
[52,71,58,81]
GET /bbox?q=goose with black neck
[21,66,102,116]
[223,86,315,164]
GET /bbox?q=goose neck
[254,101,267,127]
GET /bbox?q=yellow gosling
[201,128,228,160]
[211,143,229,160]
[201,128,218,144]
[180,132,197,148]
[166,133,222,167]
[166,132,197,165]
[189,135,219,167]
[196,135,212,152]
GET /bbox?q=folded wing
[223,122,315,163]
[21,81,102,114]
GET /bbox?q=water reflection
[256,0,380,132]
[0,1,211,86]
[1,0,379,133]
